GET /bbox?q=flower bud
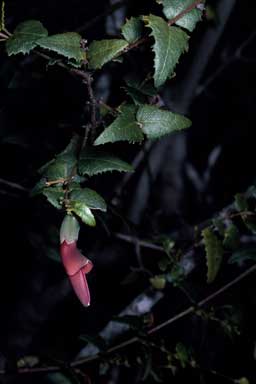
[60,214,80,244]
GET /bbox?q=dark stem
[71,69,98,146]
[168,0,203,26]
[2,264,255,375]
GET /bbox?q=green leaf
[234,193,248,212]
[88,39,128,69]
[79,147,133,176]
[143,15,189,88]
[70,188,107,212]
[174,343,190,368]
[229,248,256,265]
[45,157,76,181]
[70,201,96,227]
[42,187,64,209]
[30,177,46,196]
[235,378,250,384]
[125,76,157,97]
[121,17,143,43]
[150,275,166,289]
[6,20,48,55]
[40,136,78,181]
[223,224,240,250]
[124,87,147,105]
[158,0,203,32]
[38,32,86,62]
[94,105,144,145]
[202,227,224,283]
[137,104,191,139]
[124,76,157,105]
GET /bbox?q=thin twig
[0,178,28,192]
[2,264,255,375]
[76,0,128,33]
[71,69,98,145]
[168,0,203,26]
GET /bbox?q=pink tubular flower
[60,215,93,306]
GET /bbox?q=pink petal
[69,270,91,307]
[60,241,93,276]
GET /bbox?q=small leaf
[229,248,256,265]
[223,224,240,250]
[235,378,250,384]
[202,227,224,283]
[137,104,191,139]
[94,105,144,145]
[158,0,203,32]
[30,177,46,196]
[70,188,107,212]
[143,15,189,87]
[125,76,157,97]
[174,343,190,368]
[70,201,96,227]
[150,275,166,289]
[88,39,128,69]
[40,136,79,181]
[44,156,76,180]
[43,187,64,209]
[6,20,48,55]
[121,17,143,43]
[234,193,248,212]
[38,32,86,62]
[124,86,147,105]
[79,147,133,176]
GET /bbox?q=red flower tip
[60,241,93,307]
[60,215,93,306]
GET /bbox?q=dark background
[0,0,255,383]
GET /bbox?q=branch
[168,0,203,26]
[1,264,255,376]
[0,178,28,192]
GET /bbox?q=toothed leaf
[6,20,48,55]
[79,147,133,176]
[202,227,224,283]
[157,0,203,32]
[143,15,189,88]
[121,17,143,43]
[94,105,144,145]
[70,188,107,212]
[137,104,191,139]
[88,39,128,69]
[43,187,65,209]
[38,32,86,62]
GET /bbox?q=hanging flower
[60,215,93,306]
